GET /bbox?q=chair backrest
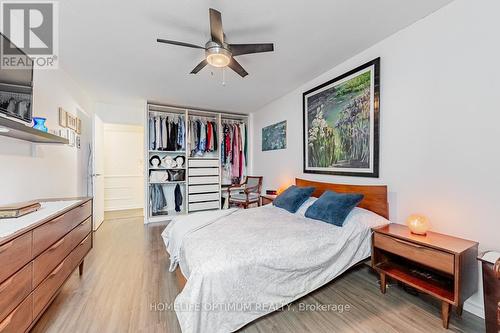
[246,176,263,193]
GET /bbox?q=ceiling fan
[157,8,274,78]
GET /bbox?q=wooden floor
[31,214,484,333]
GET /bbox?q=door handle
[91,173,102,177]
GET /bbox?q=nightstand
[261,194,276,206]
[372,224,478,329]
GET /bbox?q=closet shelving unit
[146,104,188,223]
[145,103,249,223]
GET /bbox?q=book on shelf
[0,200,41,219]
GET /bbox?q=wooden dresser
[0,198,92,333]
[372,224,478,329]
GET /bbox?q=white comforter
[162,205,388,333]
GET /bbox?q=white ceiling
[59,0,453,113]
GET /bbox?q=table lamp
[406,214,430,235]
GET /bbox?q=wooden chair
[228,176,263,209]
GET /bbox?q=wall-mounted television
[0,33,34,123]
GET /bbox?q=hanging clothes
[232,124,240,179]
[149,117,155,150]
[150,184,166,214]
[177,118,185,150]
[149,114,185,151]
[161,116,168,149]
[174,184,183,212]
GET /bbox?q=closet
[145,103,249,223]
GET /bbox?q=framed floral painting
[303,58,380,177]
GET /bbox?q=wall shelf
[0,116,69,144]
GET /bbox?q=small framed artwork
[303,58,380,177]
[262,120,287,151]
[58,107,67,127]
[66,113,77,131]
[68,129,76,147]
[76,118,82,134]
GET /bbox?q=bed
[162,178,389,333]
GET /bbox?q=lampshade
[406,214,430,235]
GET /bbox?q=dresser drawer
[33,257,73,318]
[188,192,220,203]
[374,233,454,274]
[0,232,32,283]
[188,159,218,168]
[189,184,219,194]
[189,201,220,212]
[188,167,219,176]
[33,201,91,256]
[188,176,219,185]
[69,234,91,269]
[0,293,32,333]
[0,263,32,323]
[33,217,92,287]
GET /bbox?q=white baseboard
[464,299,485,318]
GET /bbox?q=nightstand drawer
[374,233,454,274]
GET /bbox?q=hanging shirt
[232,125,240,178]
[177,117,185,150]
[154,116,161,150]
[206,121,212,152]
[161,116,168,150]
[198,121,206,153]
[149,117,155,150]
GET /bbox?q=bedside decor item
[32,117,48,132]
[406,214,430,235]
[262,120,286,151]
[372,224,478,329]
[303,58,380,178]
[266,190,277,195]
[304,190,364,226]
[0,200,41,218]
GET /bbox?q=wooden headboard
[295,178,389,219]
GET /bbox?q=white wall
[95,102,144,126]
[103,123,144,211]
[0,68,93,204]
[252,0,499,317]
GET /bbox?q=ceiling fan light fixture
[206,46,231,68]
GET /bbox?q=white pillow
[295,197,318,217]
[343,207,390,229]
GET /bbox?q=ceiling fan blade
[157,38,205,49]
[228,58,248,78]
[229,43,274,56]
[190,59,208,74]
[209,8,224,45]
